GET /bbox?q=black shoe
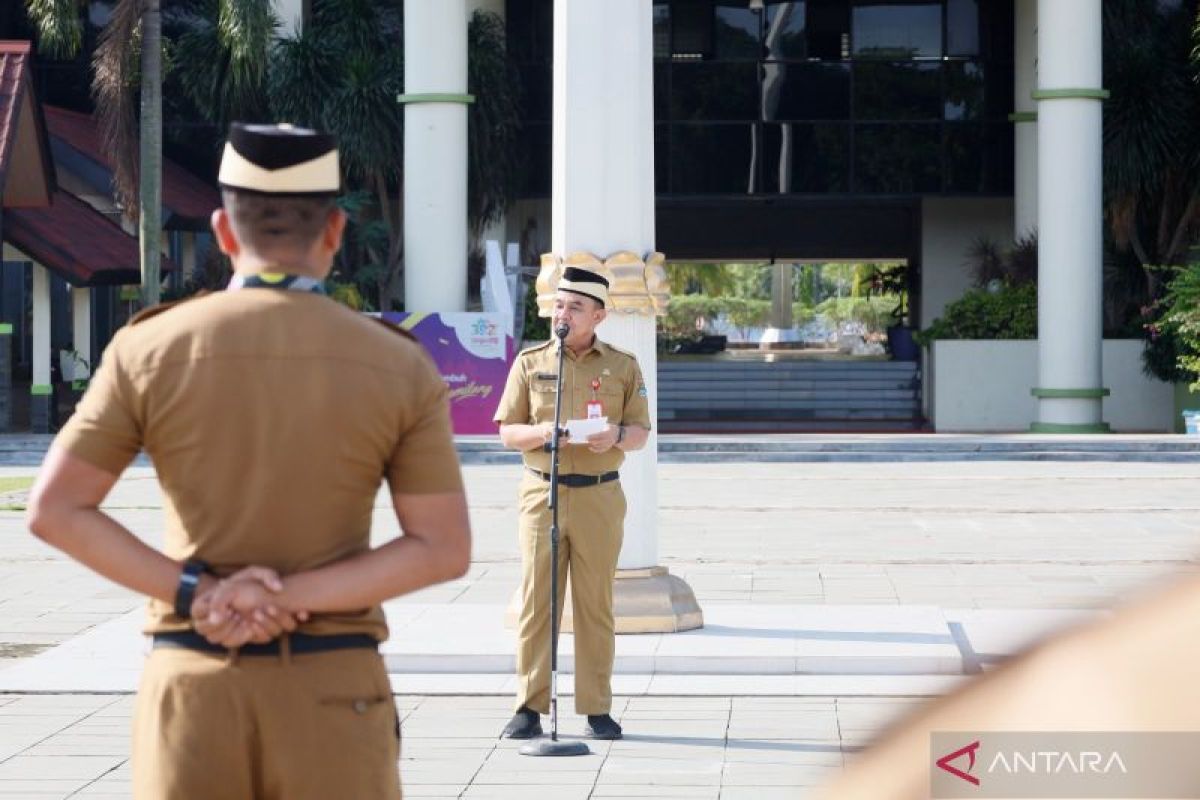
[584,714,623,740]
[501,706,542,739]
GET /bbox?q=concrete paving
[0,453,1196,796]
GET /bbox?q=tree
[1103,0,1200,277]
[26,0,168,305]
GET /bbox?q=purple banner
[380,312,515,435]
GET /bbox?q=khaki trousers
[133,645,401,800]
[515,471,626,715]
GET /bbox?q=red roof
[44,105,219,225]
[0,41,54,208]
[5,190,176,287]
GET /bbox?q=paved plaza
[0,452,1198,796]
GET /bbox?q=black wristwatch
[616,425,626,445]
[174,559,209,619]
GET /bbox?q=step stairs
[657,358,924,433]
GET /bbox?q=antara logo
[937,740,982,786]
[989,750,1128,775]
[936,739,1130,787]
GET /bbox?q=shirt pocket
[529,383,558,421]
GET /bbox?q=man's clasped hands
[191,567,308,648]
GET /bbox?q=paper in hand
[565,416,608,442]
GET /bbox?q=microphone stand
[520,324,590,758]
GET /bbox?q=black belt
[152,631,378,656]
[527,467,619,488]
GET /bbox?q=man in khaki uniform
[494,267,651,740]
[26,123,471,799]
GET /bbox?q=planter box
[928,340,1174,432]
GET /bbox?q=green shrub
[914,284,1038,346]
[814,296,900,332]
[1156,263,1200,389]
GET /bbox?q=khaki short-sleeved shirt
[54,289,463,640]
[493,338,650,474]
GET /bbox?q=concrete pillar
[31,264,51,433]
[550,0,700,632]
[402,0,470,312]
[1012,0,1037,240]
[1033,0,1108,432]
[71,287,91,380]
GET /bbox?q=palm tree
[26,0,163,305]
[251,1,520,310]
[1103,0,1200,275]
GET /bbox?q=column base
[504,566,704,634]
[30,390,52,434]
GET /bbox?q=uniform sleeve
[492,356,529,426]
[53,335,142,475]
[386,352,465,494]
[622,360,652,430]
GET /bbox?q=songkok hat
[218,123,340,196]
[557,266,609,308]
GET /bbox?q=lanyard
[227,272,327,295]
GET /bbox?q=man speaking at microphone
[493,266,651,740]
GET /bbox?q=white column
[1013,0,1037,239]
[31,262,51,424]
[32,263,50,388]
[71,287,91,378]
[1034,0,1107,432]
[274,0,305,37]
[553,0,658,570]
[403,0,469,312]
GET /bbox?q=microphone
[555,323,570,340]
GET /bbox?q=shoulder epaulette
[518,339,554,357]
[127,291,210,326]
[606,342,640,361]
[370,316,419,343]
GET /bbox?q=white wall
[930,340,1174,432]
[919,197,1014,327]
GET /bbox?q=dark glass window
[506,0,553,64]
[520,63,553,122]
[854,124,941,192]
[976,0,1013,62]
[670,61,760,120]
[762,62,851,120]
[655,62,670,119]
[655,124,671,193]
[520,123,552,197]
[946,0,980,56]
[763,1,808,60]
[943,61,984,121]
[672,2,714,57]
[669,124,756,193]
[807,0,850,59]
[714,4,762,59]
[854,61,941,120]
[852,2,942,59]
[945,122,1013,193]
[654,3,671,59]
[762,122,850,192]
[984,60,1014,120]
